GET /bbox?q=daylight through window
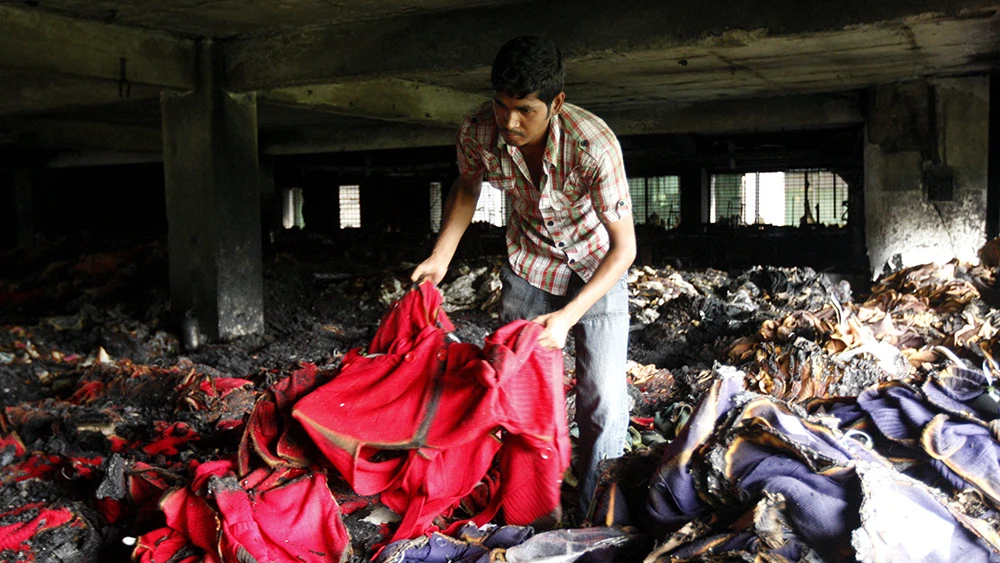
[339,185,361,229]
[473,182,507,227]
[429,182,443,233]
[709,170,848,227]
[629,176,680,228]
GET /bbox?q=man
[411,35,635,520]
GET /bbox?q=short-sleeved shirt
[456,101,631,296]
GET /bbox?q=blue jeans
[499,265,630,517]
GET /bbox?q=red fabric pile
[292,282,570,542]
[133,460,351,563]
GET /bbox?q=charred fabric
[3,238,1000,562]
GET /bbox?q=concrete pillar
[863,77,989,277]
[161,39,264,341]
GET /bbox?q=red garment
[293,282,569,541]
[0,503,73,553]
[239,363,324,475]
[0,499,96,563]
[133,461,351,563]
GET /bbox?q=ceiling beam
[601,93,863,136]
[0,119,162,152]
[261,79,487,128]
[0,71,162,116]
[224,0,1000,91]
[0,5,195,89]
[261,123,455,155]
[260,92,861,155]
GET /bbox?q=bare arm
[410,173,484,285]
[533,214,636,349]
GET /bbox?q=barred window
[429,182,443,233]
[709,170,848,227]
[474,182,507,227]
[338,185,361,229]
[629,176,680,228]
[783,170,848,226]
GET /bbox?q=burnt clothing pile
[8,235,1000,562]
[129,282,569,562]
[646,368,1000,562]
[295,283,569,541]
[626,264,853,390]
[0,359,261,563]
[377,524,649,563]
[133,461,351,563]
[724,259,994,406]
[0,283,569,562]
[630,259,1000,561]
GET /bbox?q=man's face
[492,91,564,148]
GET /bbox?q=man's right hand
[410,254,449,286]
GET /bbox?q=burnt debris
[3,236,1000,562]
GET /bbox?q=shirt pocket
[482,153,517,192]
[481,151,504,180]
[550,167,589,211]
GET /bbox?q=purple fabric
[857,382,936,441]
[377,525,535,563]
[702,399,873,561]
[856,379,1000,503]
[646,371,1000,561]
[665,531,808,561]
[646,370,746,529]
[377,533,489,563]
[479,525,534,549]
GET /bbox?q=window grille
[783,170,848,227]
[709,170,848,227]
[338,185,361,229]
[474,182,507,227]
[710,174,744,226]
[429,182,442,233]
[629,176,680,228]
[629,178,646,224]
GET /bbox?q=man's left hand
[531,310,573,350]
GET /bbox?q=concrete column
[863,77,989,277]
[161,39,264,341]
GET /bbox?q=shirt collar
[544,113,562,167]
[493,111,562,168]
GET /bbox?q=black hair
[491,36,565,106]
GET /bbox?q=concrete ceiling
[0,0,998,161]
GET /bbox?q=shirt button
[547,220,554,226]
[569,259,576,265]
[617,200,626,207]
[580,139,589,148]
[436,349,447,361]
[558,242,565,247]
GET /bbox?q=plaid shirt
[457,101,631,296]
